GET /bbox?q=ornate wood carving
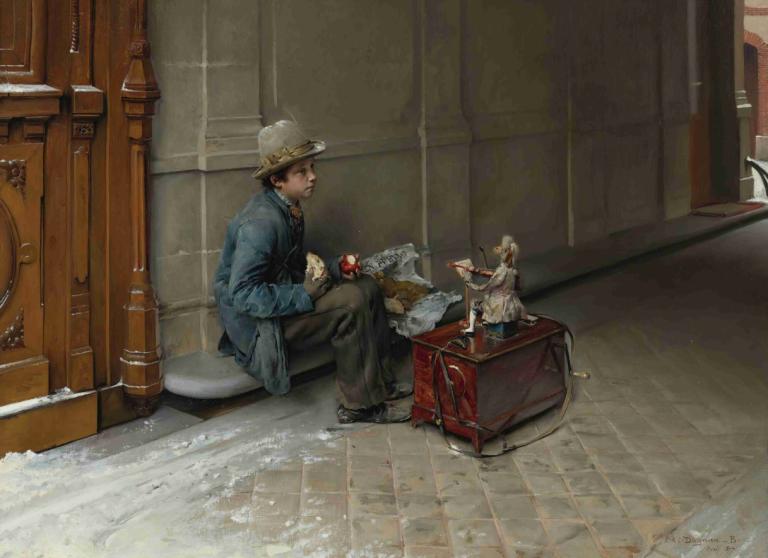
[0,159,26,197]
[0,199,20,312]
[70,0,81,53]
[1,141,46,406]
[0,308,25,351]
[120,0,162,415]
[72,121,94,138]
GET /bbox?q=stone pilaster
[418,0,472,290]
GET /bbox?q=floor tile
[442,492,493,519]
[454,548,506,558]
[349,466,395,493]
[608,416,655,438]
[520,472,568,495]
[549,448,596,472]
[534,495,580,519]
[350,492,398,516]
[390,439,430,457]
[294,516,349,554]
[619,435,671,454]
[348,435,392,456]
[578,432,628,452]
[668,497,707,517]
[544,520,602,557]
[619,495,676,519]
[349,547,402,558]
[563,471,612,495]
[351,516,401,549]
[502,548,556,558]
[252,492,300,517]
[404,547,452,558]
[300,492,347,520]
[634,452,685,472]
[396,493,442,519]
[693,470,742,497]
[544,425,585,451]
[591,519,645,552]
[480,472,529,495]
[393,454,434,472]
[448,519,503,548]
[402,518,449,547]
[252,469,302,493]
[435,471,482,496]
[431,454,477,474]
[476,453,521,473]
[592,452,644,473]
[350,454,393,470]
[395,467,437,495]
[605,472,658,496]
[248,515,299,545]
[570,416,615,435]
[486,493,538,519]
[650,472,710,499]
[513,452,558,473]
[302,462,346,493]
[662,434,712,454]
[498,519,549,548]
[573,494,626,521]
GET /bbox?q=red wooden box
[411,318,567,454]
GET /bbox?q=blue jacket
[213,188,338,394]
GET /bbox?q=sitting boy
[213,120,410,423]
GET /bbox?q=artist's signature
[661,534,738,553]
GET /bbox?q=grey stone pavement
[1,218,766,558]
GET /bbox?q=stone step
[163,347,334,399]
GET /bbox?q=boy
[213,120,410,423]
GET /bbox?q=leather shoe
[385,382,413,401]
[337,403,411,424]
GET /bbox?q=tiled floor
[205,219,768,557]
[212,380,763,558]
[2,219,767,557]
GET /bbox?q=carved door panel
[0,0,45,84]
[0,143,47,405]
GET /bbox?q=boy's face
[272,158,317,202]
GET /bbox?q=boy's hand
[303,274,332,301]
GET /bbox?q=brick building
[745,1,768,155]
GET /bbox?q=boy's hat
[252,120,326,179]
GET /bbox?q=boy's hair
[261,168,288,189]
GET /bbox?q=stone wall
[148,0,692,359]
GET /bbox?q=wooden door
[0,0,162,455]
[0,1,52,407]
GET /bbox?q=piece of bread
[305,252,327,281]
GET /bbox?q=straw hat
[251,120,326,179]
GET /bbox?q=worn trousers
[282,275,394,410]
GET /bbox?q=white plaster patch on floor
[0,403,348,558]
